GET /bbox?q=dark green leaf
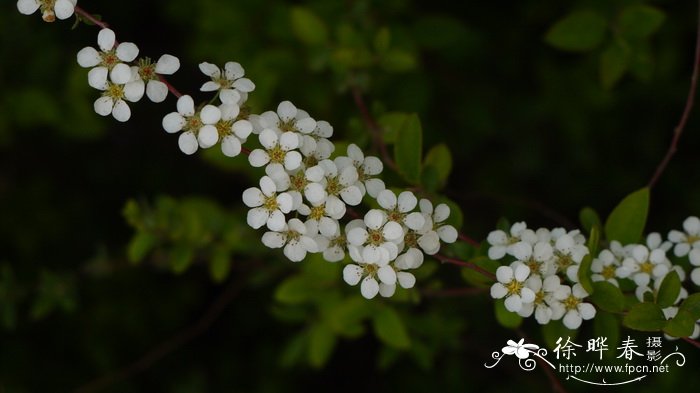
[421,143,452,191]
[290,7,329,46]
[494,299,522,329]
[378,112,411,144]
[678,293,700,320]
[541,320,577,349]
[604,187,649,244]
[380,49,417,72]
[393,113,423,184]
[545,11,608,52]
[274,275,314,305]
[656,270,681,308]
[374,27,391,53]
[600,41,630,89]
[127,231,156,264]
[308,323,336,368]
[579,206,602,234]
[623,302,666,331]
[590,281,624,313]
[209,248,231,283]
[170,245,195,274]
[618,5,666,40]
[663,309,697,338]
[373,306,411,349]
[593,311,620,358]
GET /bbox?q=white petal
[684,216,700,234]
[267,210,286,231]
[490,283,507,299]
[197,125,219,148]
[53,0,75,19]
[17,0,40,15]
[496,266,514,283]
[304,183,326,204]
[259,129,279,149]
[178,131,198,155]
[360,277,379,299]
[93,96,113,117]
[200,81,221,92]
[116,42,139,62]
[378,283,396,298]
[433,204,451,222]
[417,232,440,255]
[377,265,397,285]
[155,54,180,75]
[284,151,303,171]
[504,295,523,312]
[248,149,270,167]
[224,61,245,79]
[382,221,404,241]
[365,178,386,198]
[397,191,418,212]
[88,67,108,90]
[276,193,294,214]
[513,264,530,282]
[162,112,185,133]
[97,28,116,52]
[343,265,364,286]
[404,212,425,231]
[247,207,269,229]
[363,156,383,176]
[146,80,168,103]
[111,99,131,122]
[77,47,101,68]
[347,227,368,246]
[233,78,255,93]
[221,135,242,157]
[123,80,145,102]
[377,189,397,210]
[177,95,195,116]
[296,117,317,134]
[258,176,277,197]
[563,311,582,330]
[520,287,536,304]
[397,272,416,289]
[279,131,300,151]
[277,101,297,122]
[262,232,286,248]
[198,62,221,78]
[242,187,265,207]
[340,186,362,206]
[233,120,253,139]
[199,105,221,124]
[578,303,596,320]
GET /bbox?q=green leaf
[393,114,423,184]
[590,281,624,313]
[327,297,370,338]
[623,302,666,331]
[593,312,620,358]
[308,323,336,368]
[209,248,231,283]
[678,293,700,320]
[545,10,608,52]
[461,257,500,287]
[599,41,631,89]
[541,320,577,349]
[170,245,195,274]
[127,231,157,264]
[578,254,594,294]
[290,7,329,47]
[378,112,410,144]
[579,206,602,234]
[379,49,417,72]
[275,275,314,305]
[421,144,452,191]
[618,5,666,40]
[656,270,681,308]
[374,27,391,54]
[663,309,696,338]
[494,299,522,329]
[373,306,411,349]
[604,187,649,244]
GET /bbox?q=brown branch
[350,86,399,172]
[436,254,496,280]
[74,276,245,393]
[682,336,700,349]
[458,232,480,247]
[648,1,700,188]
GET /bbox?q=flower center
[101,51,120,70]
[367,229,384,246]
[184,115,203,134]
[279,119,297,133]
[555,252,573,273]
[308,205,326,221]
[562,295,581,311]
[286,230,301,243]
[404,231,418,248]
[267,145,286,164]
[687,235,700,244]
[216,119,234,138]
[290,172,308,192]
[304,156,319,167]
[40,0,57,22]
[602,265,617,279]
[364,263,378,277]
[138,59,157,81]
[325,176,342,196]
[104,82,124,99]
[505,279,523,296]
[387,209,404,224]
[525,259,542,275]
[330,235,346,248]
[639,261,654,274]
[534,290,546,305]
[263,195,279,212]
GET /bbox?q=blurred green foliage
[3,0,700,392]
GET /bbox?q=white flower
[343,246,397,300]
[317,159,363,216]
[394,247,424,270]
[300,120,335,166]
[590,249,621,287]
[249,129,302,171]
[646,232,672,252]
[377,190,425,230]
[377,265,418,298]
[277,164,327,210]
[510,240,555,277]
[136,55,180,103]
[335,144,385,198]
[551,234,589,282]
[618,245,669,287]
[668,216,700,257]
[490,263,535,312]
[77,28,139,88]
[486,222,537,260]
[93,67,144,122]
[214,103,253,157]
[298,200,339,237]
[691,249,700,286]
[256,101,317,137]
[320,220,363,262]
[518,275,563,325]
[553,283,596,330]
[242,176,293,231]
[162,95,222,155]
[17,0,76,22]
[415,199,458,255]
[199,61,255,105]
[346,209,403,265]
[261,218,317,262]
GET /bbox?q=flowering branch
[648,0,700,188]
[436,254,496,280]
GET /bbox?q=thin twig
[436,254,496,280]
[682,336,700,349]
[350,86,399,172]
[74,277,245,393]
[458,232,480,247]
[648,0,700,188]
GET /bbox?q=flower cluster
[17,0,76,22]
[488,222,595,329]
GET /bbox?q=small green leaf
[374,27,391,54]
[275,275,314,305]
[290,7,329,46]
[678,293,700,320]
[618,5,666,40]
[308,323,336,368]
[373,306,411,349]
[656,270,681,308]
[127,231,157,264]
[604,187,649,244]
[421,143,452,191]
[393,114,423,184]
[209,248,231,283]
[579,206,602,234]
[578,255,594,294]
[593,312,620,357]
[494,299,522,329]
[378,112,411,144]
[545,10,608,52]
[590,281,624,313]
[170,245,195,274]
[623,302,666,331]
[663,309,696,338]
[380,49,417,72]
[600,41,631,89]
